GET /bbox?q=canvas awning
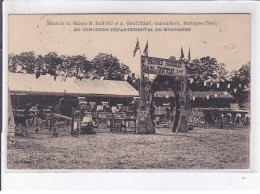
[192,91,233,99]
[155,91,233,99]
[9,73,139,97]
[243,87,250,92]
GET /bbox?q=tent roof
[155,91,233,99]
[9,73,139,97]
[243,87,250,92]
[192,91,233,99]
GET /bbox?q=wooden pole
[78,111,81,136]
[177,77,189,133]
[137,49,154,133]
[137,49,143,133]
[136,40,155,134]
[8,90,16,144]
[139,49,145,107]
[71,108,74,134]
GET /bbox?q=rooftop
[9,73,139,97]
[155,90,233,99]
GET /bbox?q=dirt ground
[7,126,250,169]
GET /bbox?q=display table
[111,117,137,133]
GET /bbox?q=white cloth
[73,122,78,129]
[97,105,103,111]
[83,116,92,123]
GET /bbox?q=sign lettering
[141,56,186,76]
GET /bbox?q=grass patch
[7,127,250,169]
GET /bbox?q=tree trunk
[136,104,155,134]
[172,90,180,132]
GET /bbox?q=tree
[59,55,92,78]
[92,53,130,80]
[35,55,46,74]
[186,56,229,91]
[127,74,140,90]
[71,55,91,78]
[81,57,93,79]
[44,52,62,76]
[8,52,130,81]
[237,62,250,86]
[8,52,36,74]
[229,62,250,87]
[229,62,250,99]
[8,53,18,72]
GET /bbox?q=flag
[133,38,140,57]
[188,47,191,61]
[143,40,148,56]
[180,46,184,60]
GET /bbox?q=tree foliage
[92,53,130,80]
[8,52,130,81]
[8,52,251,102]
[8,52,36,74]
[187,56,229,91]
[230,62,250,87]
[228,62,250,100]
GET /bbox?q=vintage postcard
[6,13,251,170]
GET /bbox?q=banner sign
[141,56,186,76]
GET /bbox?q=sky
[9,14,250,75]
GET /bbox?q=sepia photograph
[6,13,251,170]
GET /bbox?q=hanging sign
[141,56,186,76]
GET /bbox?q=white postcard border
[2,0,260,190]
